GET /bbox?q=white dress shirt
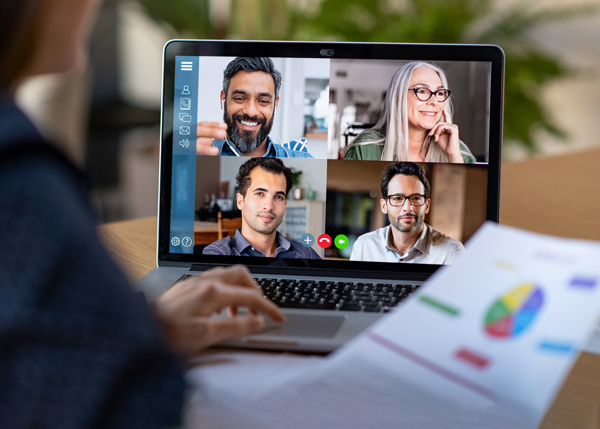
[349,224,464,264]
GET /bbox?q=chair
[217,211,242,240]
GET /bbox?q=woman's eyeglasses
[410,87,451,102]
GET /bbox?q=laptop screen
[160,41,503,278]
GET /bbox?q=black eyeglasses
[387,194,428,207]
[410,87,451,102]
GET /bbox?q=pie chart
[485,284,544,338]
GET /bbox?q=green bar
[418,295,460,317]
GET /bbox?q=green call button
[334,234,349,249]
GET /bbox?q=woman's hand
[152,265,285,359]
[428,107,464,163]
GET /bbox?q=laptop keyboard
[181,275,419,312]
[254,278,419,313]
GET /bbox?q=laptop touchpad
[261,314,345,338]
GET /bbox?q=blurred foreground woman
[0,1,283,427]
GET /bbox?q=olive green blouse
[344,131,476,163]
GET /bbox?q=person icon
[182,85,191,95]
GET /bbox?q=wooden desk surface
[98,148,600,429]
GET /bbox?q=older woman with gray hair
[344,61,475,163]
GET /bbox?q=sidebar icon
[170,56,199,254]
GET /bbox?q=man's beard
[389,212,425,233]
[224,107,274,154]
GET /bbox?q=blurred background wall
[15,0,600,222]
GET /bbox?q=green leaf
[138,0,213,38]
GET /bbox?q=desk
[99,148,600,428]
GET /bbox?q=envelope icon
[179,126,191,135]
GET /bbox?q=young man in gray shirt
[204,158,320,259]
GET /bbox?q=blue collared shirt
[203,229,321,259]
[211,136,313,158]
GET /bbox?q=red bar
[368,333,495,399]
[455,348,491,369]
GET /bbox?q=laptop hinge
[189,264,432,282]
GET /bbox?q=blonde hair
[347,61,454,162]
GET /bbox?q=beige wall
[498,0,600,160]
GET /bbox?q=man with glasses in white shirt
[350,162,464,264]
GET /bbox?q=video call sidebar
[170,56,199,254]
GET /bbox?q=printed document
[189,222,600,428]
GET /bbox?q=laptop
[135,40,504,352]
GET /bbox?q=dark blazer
[0,98,185,428]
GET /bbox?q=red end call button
[318,234,332,248]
